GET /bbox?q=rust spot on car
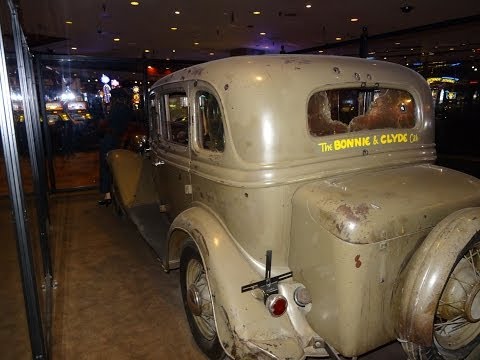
[189,67,204,77]
[354,203,370,219]
[337,204,360,222]
[355,255,362,268]
[336,223,343,233]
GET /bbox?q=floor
[50,190,206,360]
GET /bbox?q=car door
[150,83,192,221]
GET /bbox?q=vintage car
[107,55,480,360]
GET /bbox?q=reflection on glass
[197,92,224,152]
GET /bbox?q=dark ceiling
[5,0,480,67]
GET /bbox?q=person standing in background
[97,87,132,206]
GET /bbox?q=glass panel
[197,91,225,152]
[0,40,43,359]
[166,92,188,145]
[39,58,147,189]
[308,88,416,137]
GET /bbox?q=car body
[108,55,480,360]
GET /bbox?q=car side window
[161,92,189,145]
[196,91,225,152]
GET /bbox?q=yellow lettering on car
[333,137,370,150]
[320,133,420,152]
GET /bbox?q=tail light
[266,294,288,317]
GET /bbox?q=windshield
[308,88,416,136]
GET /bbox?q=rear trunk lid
[293,164,480,244]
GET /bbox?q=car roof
[152,54,427,91]
[151,55,434,167]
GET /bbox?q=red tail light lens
[266,294,288,317]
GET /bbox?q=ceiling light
[449,47,454,51]
[113,38,120,42]
[318,50,324,53]
[253,11,261,15]
[130,1,139,5]
[174,10,180,15]
[335,37,342,41]
[395,42,401,45]
[171,27,178,31]
[350,18,358,22]
[194,42,199,45]
[172,49,176,53]
[144,49,150,53]
[166,58,170,61]
[260,32,266,36]
[71,47,77,50]
[209,52,214,56]
[306,4,312,8]
[65,20,73,25]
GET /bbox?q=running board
[128,203,170,259]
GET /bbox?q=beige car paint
[108,55,480,359]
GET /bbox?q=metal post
[0,5,47,360]
[143,59,149,123]
[35,56,56,192]
[8,0,52,279]
[359,26,368,58]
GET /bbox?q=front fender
[393,207,480,346]
[107,149,157,208]
[107,149,143,208]
[168,206,308,360]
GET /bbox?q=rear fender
[393,207,480,346]
[168,206,306,359]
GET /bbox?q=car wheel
[180,241,226,359]
[402,234,480,360]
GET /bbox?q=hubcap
[465,283,480,323]
[187,284,203,316]
[185,258,216,341]
[435,244,480,350]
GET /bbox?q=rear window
[308,88,415,137]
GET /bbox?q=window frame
[156,88,189,147]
